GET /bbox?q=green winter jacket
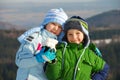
[45,43,105,80]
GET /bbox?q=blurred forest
[0,29,120,80]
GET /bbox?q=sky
[0,0,120,28]
[0,0,99,3]
[1,0,120,3]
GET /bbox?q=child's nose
[54,26,58,30]
[73,34,77,39]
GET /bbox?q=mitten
[42,48,56,63]
[35,47,46,62]
[35,47,56,63]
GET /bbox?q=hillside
[0,21,27,30]
[86,9,120,28]
[0,9,120,30]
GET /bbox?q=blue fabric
[44,49,56,60]
[15,29,57,80]
[42,8,68,28]
[92,63,109,80]
[17,8,68,44]
[92,74,104,80]
[35,47,56,63]
[95,47,102,57]
[35,47,45,62]
[17,27,41,43]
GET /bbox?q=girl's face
[67,29,84,44]
[46,22,62,36]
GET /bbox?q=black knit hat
[63,16,90,47]
[64,20,83,34]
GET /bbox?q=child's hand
[35,47,56,63]
[42,48,56,63]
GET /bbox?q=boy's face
[46,22,62,36]
[67,29,84,44]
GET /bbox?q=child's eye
[76,32,80,34]
[68,34,71,35]
[51,22,55,25]
[68,33,72,36]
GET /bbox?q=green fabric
[88,43,102,57]
[45,43,105,80]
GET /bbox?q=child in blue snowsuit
[15,8,68,80]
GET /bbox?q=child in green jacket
[45,16,109,80]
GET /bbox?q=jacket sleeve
[45,49,62,80]
[92,63,109,80]
[17,27,41,43]
[15,42,39,68]
[88,49,109,80]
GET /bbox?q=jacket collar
[41,29,57,39]
[68,43,84,49]
[58,42,84,50]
